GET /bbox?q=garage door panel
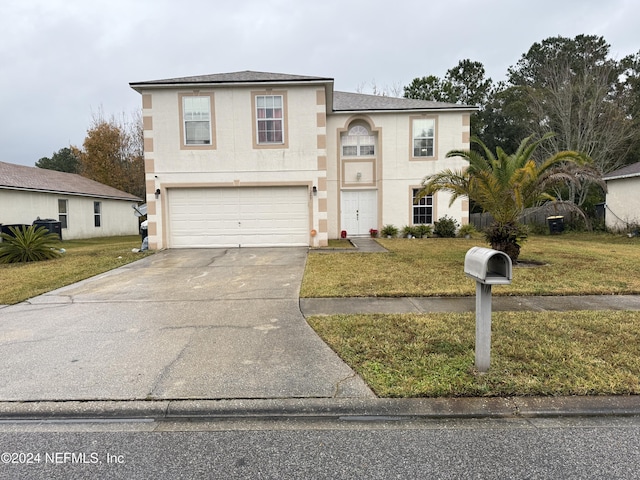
[168,187,309,248]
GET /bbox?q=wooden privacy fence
[470,204,577,230]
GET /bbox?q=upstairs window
[255,95,284,144]
[412,188,433,224]
[181,95,213,146]
[183,96,211,144]
[412,118,435,158]
[342,125,375,157]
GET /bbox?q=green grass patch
[301,233,640,297]
[326,239,354,249]
[0,235,151,305]
[307,311,640,397]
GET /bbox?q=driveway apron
[0,248,374,401]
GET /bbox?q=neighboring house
[0,161,142,240]
[603,161,640,231]
[130,71,475,249]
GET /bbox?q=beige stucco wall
[0,190,140,240]
[139,81,472,246]
[325,110,470,238]
[141,85,328,249]
[605,177,640,230]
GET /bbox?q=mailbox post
[464,247,513,372]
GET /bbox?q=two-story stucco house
[130,71,475,249]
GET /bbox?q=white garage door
[167,186,309,248]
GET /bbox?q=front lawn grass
[0,235,150,305]
[305,232,640,397]
[308,311,640,397]
[301,233,640,297]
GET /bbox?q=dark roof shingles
[131,70,475,112]
[0,161,141,201]
[332,91,473,111]
[131,70,332,86]
[603,161,640,180]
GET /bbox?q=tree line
[406,35,639,171]
[411,34,639,260]
[36,110,145,199]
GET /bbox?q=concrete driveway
[0,248,373,401]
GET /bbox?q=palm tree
[417,134,604,261]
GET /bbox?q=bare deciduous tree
[356,79,403,97]
[508,35,638,207]
[73,109,145,198]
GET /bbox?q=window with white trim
[256,95,284,144]
[412,188,433,224]
[58,199,68,229]
[341,125,375,156]
[183,96,212,145]
[94,201,101,228]
[412,118,435,157]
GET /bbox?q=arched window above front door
[341,124,375,157]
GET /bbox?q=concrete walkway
[300,294,640,316]
[348,236,388,252]
[310,236,388,253]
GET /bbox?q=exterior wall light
[312,186,317,196]
[155,188,161,199]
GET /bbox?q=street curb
[0,396,638,420]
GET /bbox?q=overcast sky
[2,0,638,167]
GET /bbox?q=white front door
[341,190,377,236]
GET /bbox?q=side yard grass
[304,233,640,397]
[0,235,151,305]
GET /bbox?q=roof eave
[604,173,640,181]
[331,106,479,114]
[0,185,141,202]
[130,78,334,93]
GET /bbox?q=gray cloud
[1,0,637,166]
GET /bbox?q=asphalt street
[0,415,639,479]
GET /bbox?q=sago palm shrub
[0,225,62,263]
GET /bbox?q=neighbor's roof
[0,161,141,201]
[130,70,476,113]
[603,161,640,181]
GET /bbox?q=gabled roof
[0,161,141,201]
[603,161,640,181]
[333,91,475,112]
[130,70,476,113]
